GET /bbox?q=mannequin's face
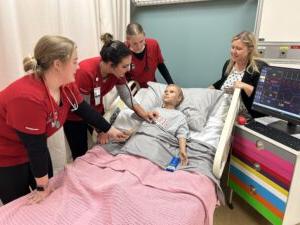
[163,85,182,108]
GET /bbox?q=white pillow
[108,88,150,131]
[190,94,230,148]
[135,87,160,111]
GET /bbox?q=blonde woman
[125,22,174,88]
[210,31,268,118]
[0,35,127,205]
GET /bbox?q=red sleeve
[155,41,164,64]
[6,98,47,135]
[75,67,94,94]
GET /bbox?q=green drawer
[229,179,282,225]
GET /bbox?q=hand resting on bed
[98,128,135,145]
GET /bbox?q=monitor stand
[269,120,300,135]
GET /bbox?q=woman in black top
[209,31,268,118]
[125,22,174,88]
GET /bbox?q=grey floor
[214,160,272,225]
[214,194,271,225]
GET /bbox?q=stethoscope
[44,80,79,128]
[124,80,135,110]
[63,86,79,112]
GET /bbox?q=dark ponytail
[100,33,131,67]
[100,33,113,47]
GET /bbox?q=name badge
[94,87,101,106]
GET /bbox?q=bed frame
[213,88,241,178]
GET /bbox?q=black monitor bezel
[252,65,300,126]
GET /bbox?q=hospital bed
[0,82,241,225]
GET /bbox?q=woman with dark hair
[126,22,174,88]
[64,33,158,159]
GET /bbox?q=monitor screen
[252,65,300,125]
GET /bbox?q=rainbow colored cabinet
[228,124,300,225]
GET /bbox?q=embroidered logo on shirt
[156,116,168,128]
[25,126,40,131]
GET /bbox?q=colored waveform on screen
[256,69,300,115]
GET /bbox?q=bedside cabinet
[228,124,300,225]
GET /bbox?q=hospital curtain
[0,0,130,90]
[98,0,131,42]
[0,0,130,174]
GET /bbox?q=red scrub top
[0,74,83,167]
[126,38,164,88]
[67,56,126,121]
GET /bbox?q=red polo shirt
[126,38,164,88]
[0,74,83,167]
[67,56,126,121]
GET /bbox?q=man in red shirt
[0,35,126,205]
[126,22,174,88]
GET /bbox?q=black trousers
[0,154,53,205]
[0,163,35,204]
[64,120,93,160]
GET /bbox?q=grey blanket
[103,122,224,203]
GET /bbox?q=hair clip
[111,42,118,49]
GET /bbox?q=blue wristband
[166,156,180,172]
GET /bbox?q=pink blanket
[0,146,217,225]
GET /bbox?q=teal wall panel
[131,0,258,88]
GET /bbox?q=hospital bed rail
[213,88,241,178]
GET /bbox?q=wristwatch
[36,184,48,192]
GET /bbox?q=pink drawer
[232,129,295,190]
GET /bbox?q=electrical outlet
[279,51,287,58]
[257,46,266,57]
[279,46,289,58]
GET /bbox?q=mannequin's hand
[179,151,188,166]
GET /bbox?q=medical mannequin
[0,35,126,204]
[209,31,267,118]
[126,84,189,166]
[125,22,174,88]
[64,33,158,159]
[156,84,188,165]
